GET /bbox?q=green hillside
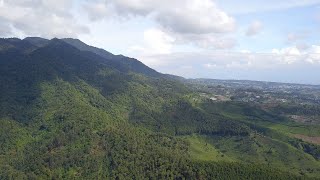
[0,37,319,179]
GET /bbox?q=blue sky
[234,4,319,51]
[1,0,320,84]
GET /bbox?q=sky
[1,0,320,84]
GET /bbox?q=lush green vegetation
[0,37,319,179]
[182,135,234,162]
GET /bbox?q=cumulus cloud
[154,0,235,34]
[0,0,89,38]
[271,45,320,65]
[307,45,320,64]
[271,46,302,64]
[128,28,174,57]
[84,0,236,50]
[143,28,174,54]
[285,31,312,52]
[85,0,236,34]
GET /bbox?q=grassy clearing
[182,135,234,162]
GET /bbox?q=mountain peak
[62,38,115,58]
[1,36,165,78]
[23,37,49,47]
[61,38,163,77]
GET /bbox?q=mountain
[0,37,319,179]
[61,38,163,78]
[23,37,49,47]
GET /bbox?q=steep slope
[62,38,162,78]
[0,37,318,179]
[0,38,191,179]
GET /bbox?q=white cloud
[85,1,110,21]
[0,19,12,36]
[143,28,174,54]
[139,51,279,71]
[310,45,320,53]
[286,31,311,46]
[0,0,89,38]
[85,0,236,34]
[240,50,251,53]
[246,21,263,36]
[216,0,320,15]
[270,45,320,65]
[306,45,320,63]
[272,46,302,64]
[204,63,217,68]
[84,0,236,50]
[131,49,320,84]
[1,0,319,84]
[174,33,236,49]
[154,0,235,34]
[128,28,175,65]
[272,46,301,55]
[134,44,320,78]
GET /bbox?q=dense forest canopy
[0,37,319,179]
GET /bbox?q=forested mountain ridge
[0,37,319,179]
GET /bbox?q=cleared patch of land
[183,135,233,162]
[288,115,320,124]
[293,134,320,145]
